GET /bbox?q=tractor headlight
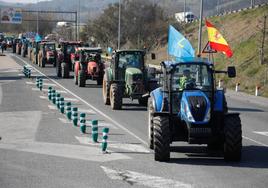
[203,107,211,122]
[185,104,195,122]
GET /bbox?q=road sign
[202,42,217,53]
[1,8,22,24]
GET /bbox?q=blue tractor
[148,57,242,161]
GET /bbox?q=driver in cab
[179,69,195,90]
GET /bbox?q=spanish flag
[206,20,233,58]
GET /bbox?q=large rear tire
[78,70,86,87]
[153,116,170,161]
[148,98,154,149]
[56,61,61,77]
[61,62,69,78]
[109,83,122,110]
[102,75,110,105]
[41,58,46,68]
[224,114,242,161]
[97,77,103,85]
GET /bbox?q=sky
[1,0,49,3]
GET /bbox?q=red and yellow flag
[206,20,233,58]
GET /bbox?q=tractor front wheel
[78,70,86,87]
[61,62,69,78]
[153,116,170,161]
[224,114,242,161]
[102,77,110,105]
[41,58,46,68]
[109,83,122,110]
[97,77,103,85]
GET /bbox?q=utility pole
[77,0,80,41]
[118,0,121,50]
[251,0,255,8]
[36,0,39,34]
[260,15,266,65]
[184,0,186,22]
[197,0,204,56]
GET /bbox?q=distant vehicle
[175,12,195,23]
[56,41,83,78]
[73,47,104,87]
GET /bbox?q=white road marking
[85,121,118,129]
[31,87,67,93]
[79,108,96,114]
[75,136,150,153]
[64,98,80,102]
[48,105,57,110]
[12,54,147,145]
[242,136,268,147]
[101,166,192,188]
[26,81,57,87]
[253,131,268,137]
[59,117,72,124]
[17,73,24,76]
[39,95,47,99]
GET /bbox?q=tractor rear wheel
[138,97,148,106]
[224,114,242,161]
[74,74,78,85]
[109,83,122,110]
[61,62,69,78]
[56,61,61,77]
[148,98,154,149]
[41,58,46,68]
[97,77,103,85]
[78,70,86,87]
[153,116,170,161]
[102,77,110,105]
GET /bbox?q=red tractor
[56,41,83,78]
[73,47,104,87]
[38,42,57,67]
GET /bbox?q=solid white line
[12,54,147,145]
[253,131,268,137]
[242,136,268,147]
[48,105,57,110]
[101,166,192,188]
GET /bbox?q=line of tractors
[11,38,242,162]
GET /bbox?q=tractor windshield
[172,63,212,91]
[45,44,55,51]
[118,51,143,69]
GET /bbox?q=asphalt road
[1,51,268,188]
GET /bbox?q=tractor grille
[188,96,207,121]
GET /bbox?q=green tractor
[102,50,158,110]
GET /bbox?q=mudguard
[180,90,211,124]
[150,88,163,112]
[214,89,224,112]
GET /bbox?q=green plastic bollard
[80,113,86,134]
[102,127,109,153]
[92,120,98,143]
[71,107,78,126]
[66,102,72,120]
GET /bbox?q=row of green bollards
[36,77,43,91]
[47,86,110,153]
[23,66,31,78]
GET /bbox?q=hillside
[150,5,268,97]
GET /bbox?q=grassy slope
[149,5,268,97]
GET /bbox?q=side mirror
[151,53,156,60]
[227,66,236,78]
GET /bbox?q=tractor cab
[73,47,104,87]
[56,41,83,78]
[38,42,57,67]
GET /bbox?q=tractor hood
[125,67,142,75]
[180,90,211,124]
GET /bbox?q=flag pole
[197,0,203,57]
